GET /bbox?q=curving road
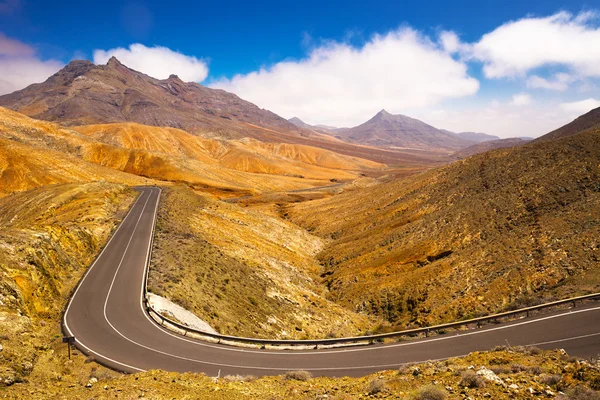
[63,187,600,377]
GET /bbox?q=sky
[2,0,600,137]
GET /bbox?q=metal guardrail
[145,286,600,348]
[142,188,600,348]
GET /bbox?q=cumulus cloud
[93,43,208,82]
[416,98,587,139]
[211,28,479,127]
[0,33,63,95]
[527,73,574,91]
[468,11,600,79]
[511,92,532,106]
[559,98,600,114]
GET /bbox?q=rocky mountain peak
[106,56,123,68]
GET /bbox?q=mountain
[289,111,600,329]
[288,117,313,130]
[535,106,600,143]
[335,110,474,151]
[452,138,530,159]
[455,131,500,142]
[0,57,306,139]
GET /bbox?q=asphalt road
[63,187,600,377]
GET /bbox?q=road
[63,187,600,377]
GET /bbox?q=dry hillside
[0,107,370,197]
[148,186,378,339]
[72,122,380,180]
[289,127,600,328]
[0,182,136,386]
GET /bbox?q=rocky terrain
[0,182,136,387]
[288,115,600,328]
[4,346,600,399]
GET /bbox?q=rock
[545,389,555,396]
[477,367,504,385]
[483,393,491,398]
[445,386,453,392]
[509,384,519,390]
[86,377,98,387]
[412,367,421,376]
[0,344,3,352]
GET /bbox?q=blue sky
[2,0,600,137]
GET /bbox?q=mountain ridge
[332,109,474,152]
[0,57,307,139]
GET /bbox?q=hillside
[148,187,378,339]
[0,58,306,139]
[452,138,530,159]
[0,108,147,196]
[72,122,380,178]
[336,110,473,152]
[288,124,600,328]
[0,107,373,197]
[536,105,600,143]
[0,182,136,386]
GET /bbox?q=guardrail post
[526,310,529,318]
[425,329,429,338]
[477,321,481,329]
[573,300,577,308]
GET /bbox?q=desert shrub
[557,386,600,400]
[490,367,511,375]
[510,364,528,373]
[223,374,256,382]
[284,370,312,381]
[365,378,387,395]
[459,370,486,388]
[529,366,542,375]
[411,384,447,400]
[539,374,561,387]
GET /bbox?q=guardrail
[142,188,600,349]
[143,292,600,349]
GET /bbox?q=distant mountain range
[290,111,502,152]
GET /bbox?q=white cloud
[527,73,574,91]
[559,98,600,114]
[511,92,532,106]
[0,33,63,95]
[415,99,585,139]
[93,43,208,82]
[211,28,479,127]
[468,11,600,78]
[439,31,461,53]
